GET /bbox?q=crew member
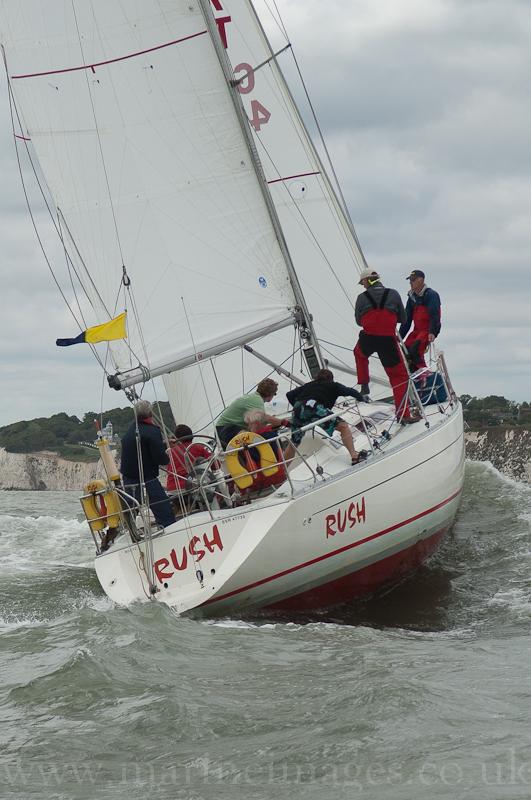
[354,268,418,423]
[215,378,287,449]
[284,369,366,464]
[399,269,441,369]
[166,424,216,492]
[120,400,176,528]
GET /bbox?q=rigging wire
[191,336,303,436]
[70,1,149,383]
[70,0,152,384]
[232,43,361,309]
[264,0,367,264]
[129,402,159,596]
[2,50,112,374]
[57,211,90,330]
[210,361,225,410]
[289,326,297,392]
[57,205,112,439]
[2,45,138,394]
[262,0,289,40]
[71,0,127,271]
[256,128,358,311]
[288,51,366,263]
[234,2,366,311]
[181,297,217,426]
[55,209,114,324]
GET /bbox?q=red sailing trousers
[404,304,432,368]
[354,332,411,417]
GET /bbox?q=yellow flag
[85,312,127,344]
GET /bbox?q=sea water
[1,461,531,800]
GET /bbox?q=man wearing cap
[399,270,441,369]
[354,269,418,422]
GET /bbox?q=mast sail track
[108,311,297,390]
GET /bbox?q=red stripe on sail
[267,171,320,185]
[11,30,208,80]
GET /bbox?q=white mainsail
[0,0,299,380]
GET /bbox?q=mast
[197,0,323,375]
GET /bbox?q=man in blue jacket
[121,400,175,528]
[399,270,441,369]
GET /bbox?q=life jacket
[361,289,398,336]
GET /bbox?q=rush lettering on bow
[325,497,366,538]
[154,525,223,583]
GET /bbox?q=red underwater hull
[266,526,449,611]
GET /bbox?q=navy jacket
[399,287,441,339]
[120,420,169,481]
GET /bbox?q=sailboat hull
[94,405,465,615]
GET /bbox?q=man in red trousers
[354,268,419,423]
[399,269,441,370]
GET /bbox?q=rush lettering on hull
[154,525,223,584]
[325,497,366,538]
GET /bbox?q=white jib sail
[164,0,382,430]
[217,1,367,361]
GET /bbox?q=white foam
[0,614,44,632]
[488,587,531,617]
[467,458,531,493]
[69,590,115,613]
[205,619,257,629]
[0,510,94,574]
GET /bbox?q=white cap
[358,268,380,285]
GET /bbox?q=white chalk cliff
[464,428,531,483]
[0,448,102,491]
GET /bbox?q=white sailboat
[1,0,464,615]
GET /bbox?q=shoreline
[1,427,530,490]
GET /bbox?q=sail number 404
[210,0,272,132]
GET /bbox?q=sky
[0,0,530,427]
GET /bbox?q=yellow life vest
[225,431,279,490]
